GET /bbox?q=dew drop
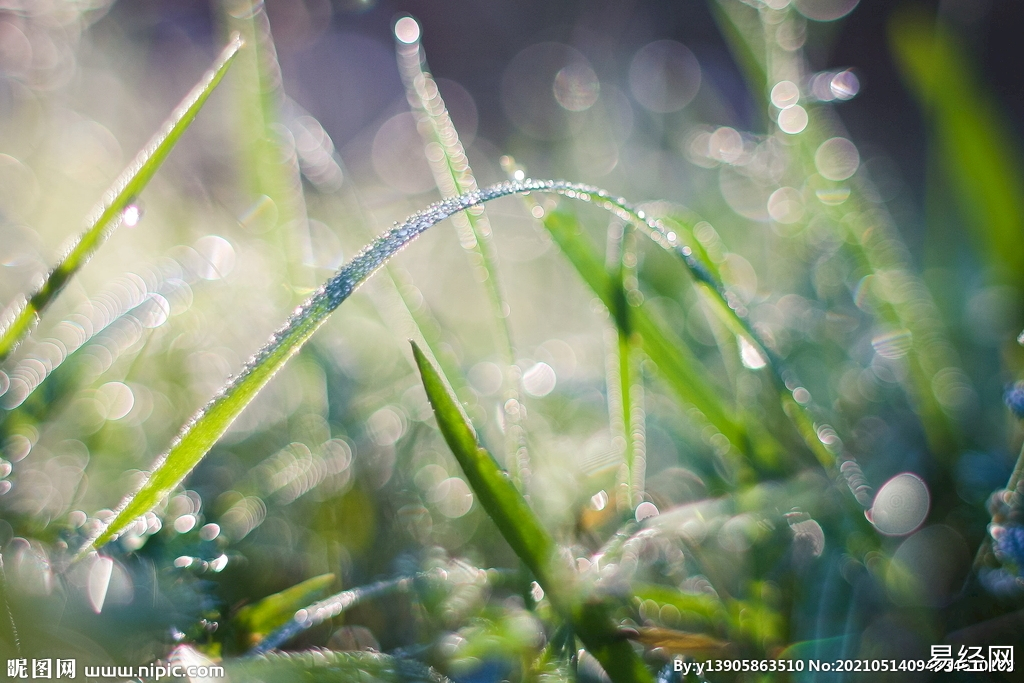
[122,204,142,227]
[394,16,420,44]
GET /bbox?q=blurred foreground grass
[1,1,1023,681]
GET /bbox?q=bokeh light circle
[628,40,701,113]
[869,472,930,536]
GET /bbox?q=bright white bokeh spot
[815,137,860,181]
[122,204,142,227]
[770,80,800,109]
[739,336,767,369]
[193,235,236,280]
[553,62,600,112]
[134,293,170,329]
[174,514,197,534]
[97,382,134,420]
[635,501,659,522]
[869,472,930,536]
[709,126,744,163]
[522,361,556,397]
[778,105,808,134]
[87,555,114,613]
[394,16,420,44]
[830,70,860,100]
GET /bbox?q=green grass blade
[0,35,243,363]
[411,341,653,683]
[232,573,335,650]
[541,209,776,472]
[252,575,409,654]
[890,8,1024,290]
[395,18,532,487]
[225,1,312,295]
[604,222,646,509]
[411,341,556,585]
[395,17,514,362]
[78,181,534,555]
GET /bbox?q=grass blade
[225,1,312,295]
[604,221,647,509]
[411,340,653,683]
[412,341,557,586]
[0,35,243,363]
[80,181,534,555]
[395,17,514,360]
[395,17,532,487]
[890,8,1024,290]
[231,573,335,652]
[78,179,810,557]
[541,208,777,473]
[251,575,409,655]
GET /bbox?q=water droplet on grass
[122,204,142,227]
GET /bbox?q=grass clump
[1,1,1023,681]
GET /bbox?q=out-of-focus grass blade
[630,627,730,658]
[710,0,768,111]
[412,341,653,683]
[395,17,531,486]
[631,583,725,622]
[223,650,447,683]
[395,16,514,361]
[225,1,312,295]
[231,573,334,651]
[251,575,410,654]
[0,35,243,363]
[890,9,1024,289]
[605,224,646,508]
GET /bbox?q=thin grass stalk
[604,219,646,510]
[251,575,411,654]
[298,112,475,399]
[224,0,312,296]
[395,17,532,487]
[0,36,242,363]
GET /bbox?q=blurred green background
[1,0,1024,680]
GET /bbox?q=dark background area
[104,0,1024,234]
